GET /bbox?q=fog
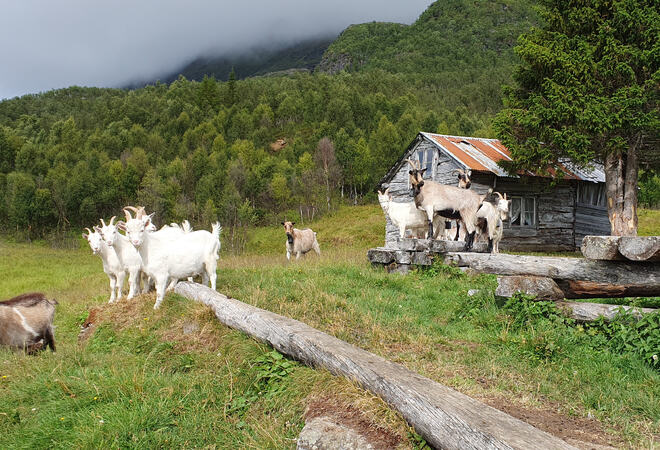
[0,0,432,100]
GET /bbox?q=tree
[314,137,341,211]
[494,0,659,236]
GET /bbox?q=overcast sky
[0,1,431,100]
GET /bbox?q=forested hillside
[0,0,540,242]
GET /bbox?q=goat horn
[84,227,92,235]
[125,206,140,213]
[496,192,503,200]
[406,158,420,170]
[100,218,106,227]
[452,168,465,175]
[109,216,116,226]
[503,193,507,200]
[123,208,133,221]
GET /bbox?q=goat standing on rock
[282,221,320,261]
[0,293,57,353]
[407,159,489,251]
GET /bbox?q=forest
[0,0,657,245]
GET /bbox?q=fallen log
[442,253,659,288]
[554,279,660,299]
[618,236,660,262]
[581,236,623,261]
[174,282,575,450]
[396,238,488,253]
[557,301,658,322]
[496,276,660,299]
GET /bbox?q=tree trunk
[604,142,639,236]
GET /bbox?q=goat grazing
[83,227,126,303]
[407,159,489,251]
[281,221,320,260]
[122,207,221,309]
[0,293,57,353]
[476,192,510,253]
[98,216,144,299]
[378,188,442,239]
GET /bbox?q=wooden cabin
[377,132,610,252]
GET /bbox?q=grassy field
[1,205,658,448]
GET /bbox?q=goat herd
[0,206,324,353]
[2,164,506,354]
[379,159,511,253]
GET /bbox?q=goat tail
[211,222,222,258]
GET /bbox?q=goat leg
[465,231,476,251]
[487,237,493,254]
[428,220,434,240]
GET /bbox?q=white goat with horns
[121,207,221,309]
[97,216,145,299]
[83,227,126,303]
[476,192,510,253]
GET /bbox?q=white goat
[83,227,126,303]
[121,208,221,309]
[407,159,490,250]
[378,188,442,239]
[476,192,510,253]
[282,221,320,260]
[0,293,57,353]
[97,216,144,299]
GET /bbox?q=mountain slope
[162,37,334,83]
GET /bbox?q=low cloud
[0,0,431,99]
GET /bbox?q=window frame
[508,195,537,228]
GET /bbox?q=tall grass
[0,205,658,448]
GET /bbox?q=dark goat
[0,293,57,353]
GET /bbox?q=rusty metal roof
[420,132,605,182]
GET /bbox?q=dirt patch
[304,396,402,449]
[484,397,622,449]
[78,307,102,342]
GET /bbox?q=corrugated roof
[420,132,605,182]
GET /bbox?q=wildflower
[94,396,98,401]
[653,354,658,362]
[60,417,65,421]
[99,420,104,424]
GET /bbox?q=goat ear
[281,222,285,226]
[409,170,414,175]
[420,168,427,175]
[82,232,88,239]
[291,222,295,226]
[93,225,102,232]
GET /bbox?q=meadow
[0,205,658,449]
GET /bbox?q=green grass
[1,204,659,448]
[639,208,660,236]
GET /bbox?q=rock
[495,275,565,300]
[297,416,375,450]
[467,289,480,297]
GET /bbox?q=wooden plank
[173,282,576,450]
[442,253,659,287]
[557,301,658,322]
[619,236,660,262]
[581,236,623,260]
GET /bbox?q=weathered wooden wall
[575,203,610,247]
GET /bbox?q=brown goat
[281,221,321,261]
[0,293,57,353]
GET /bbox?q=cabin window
[509,196,536,227]
[415,148,435,179]
[577,182,606,207]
